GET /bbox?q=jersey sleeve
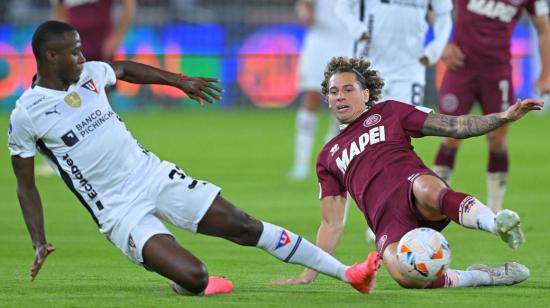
[430,0,453,15]
[86,61,117,87]
[389,101,432,138]
[526,0,549,16]
[316,154,346,199]
[8,104,37,158]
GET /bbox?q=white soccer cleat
[495,209,525,249]
[467,262,530,286]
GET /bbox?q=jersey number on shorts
[168,166,199,189]
[411,83,424,106]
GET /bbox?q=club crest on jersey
[81,79,99,94]
[274,230,291,250]
[64,92,82,108]
[363,114,382,127]
[330,144,340,157]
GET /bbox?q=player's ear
[362,88,370,103]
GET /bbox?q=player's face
[327,72,369,124]
[55,31,86,85]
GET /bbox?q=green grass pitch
[1,107,549,307]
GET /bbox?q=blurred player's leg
[486,126,509,213]
[433,138,461,183]
[197,196,379,290]
[290,91,321,180]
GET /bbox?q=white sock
[487,172,507,213]
[444,269,492,287]
[291,109,318,173]
[458,197,497,234]
[432,165,453,183]
[256,221,349,282]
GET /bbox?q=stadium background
[1,1,550,307]
[1,0,548,111]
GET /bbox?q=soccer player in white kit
[9,21,382,296]
[289,0,355,180]
[335,0,453,105]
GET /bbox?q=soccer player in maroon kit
[277,57,543,289]
[433,0,550,213]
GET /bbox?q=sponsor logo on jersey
[45,105,60,116]
[63,153,99,200]
[467,0,518,23]
[75,109,115,138]
[61,130,80,147]
[274,230,292,250]
[335,125,386,174]
[330,144,340,157]
[26,95,46,110]
[81,79,99,94]
[363,114,382,127]
[64,92,82,108]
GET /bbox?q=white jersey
[298,0,354,91]
[8,61,161,232]
[335,0,453,83]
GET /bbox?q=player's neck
[35,69,71,92]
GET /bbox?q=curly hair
[321,56,384,105]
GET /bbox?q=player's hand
[177,75,223,106]
[502,98,544,122]
[30,243,55,281]
[441,43,465,70]
[270,270,318,285]
[359,32,369,42]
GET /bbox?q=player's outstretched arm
[421,98,544,139]
[271,195,346,285]
[107,61,222,105]
[11,156,55,281]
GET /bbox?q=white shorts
[378,79,426,106]
[108,161,221,265]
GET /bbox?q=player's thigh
[383,242,431,288]
[479,71,514,114]
[438,69,478,115]
[151,161,221,233]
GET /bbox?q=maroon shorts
[438,67,515,116]
[372,172,450,257]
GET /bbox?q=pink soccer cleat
[204,277,233,296]
[170,277,233,296]
[345,251,382,294]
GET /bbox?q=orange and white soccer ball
[397,228,451,281]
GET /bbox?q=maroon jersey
[453,0,548,70]
[317,101,432,228]
[63,0,114,61]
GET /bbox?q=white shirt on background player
[335,0,453,104]
[8,61,160,233]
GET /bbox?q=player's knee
[176,263,209,294]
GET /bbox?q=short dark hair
[31,20,76,63]
[321,56,385,105]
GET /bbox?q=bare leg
[142,234,208,294]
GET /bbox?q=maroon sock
[488,151,508,173]
[434,144,457,168]
[438,188,471,224]
[424,275,446,289]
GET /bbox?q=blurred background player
[289,0,354,180]
[335,0,453,105]
[36,0,136,176]
[50,0,136,62]
[433,0,550,213]
[276,56,541,289]
[334,0,453,241]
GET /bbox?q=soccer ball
[397,228,451,281]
